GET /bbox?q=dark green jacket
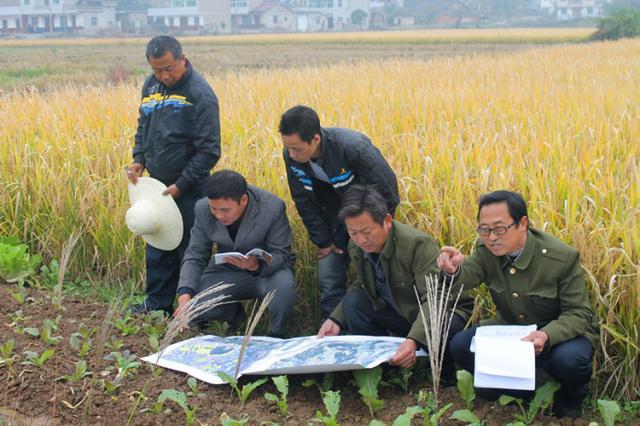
[453,227,599,349]
[331,221,474,346]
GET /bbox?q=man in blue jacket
[127,35,221,315]
[280,105,399,319]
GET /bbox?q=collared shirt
[309,160,331,184]
[363,251,400,313]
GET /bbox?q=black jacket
[284,127,399,250]
[133,61,221,192]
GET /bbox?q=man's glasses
[476,222,517,236]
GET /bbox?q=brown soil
[0,285,607,425]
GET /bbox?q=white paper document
[214,248,272,265]
[142,335,427,385]
[473,334,536,391]
[470,324,537,352]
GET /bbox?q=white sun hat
[125,177,183,250]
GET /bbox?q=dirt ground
[0,284,614,425]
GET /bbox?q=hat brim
[128,177,183,251]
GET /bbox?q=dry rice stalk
[95,291,122,359]
[157,282,234,360]
[233,289,276,380]
[414,273,462,410]
[53,229,82,308]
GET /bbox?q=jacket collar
[232,187,259,248]
[380,221,398,261]
[511,229,535,270]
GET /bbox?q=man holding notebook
[175,170,297,337]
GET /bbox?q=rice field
[0,32,638,401]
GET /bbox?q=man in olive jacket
[438,190,599,418]
[317,185,474,373]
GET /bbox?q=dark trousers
[144,186,202,311]
[193,265,297,336]
[448,326,594,400]
[341,288,466,375]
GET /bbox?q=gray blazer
[178,185,295,292]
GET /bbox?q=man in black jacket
[127,35,221,314]
[280,105,399,318]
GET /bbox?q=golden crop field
[0,34,638,400]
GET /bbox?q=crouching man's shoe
[554,393,583,419]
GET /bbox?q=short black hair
[278,105,322,143]
[338,185,388,226]
[477,190,528,223]
[146,35,182,60]
[204,170,248,203]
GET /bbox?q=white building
[147,0,230,34]
[285,0,370,30]
[0,0,116,35]
[539,0,609,20]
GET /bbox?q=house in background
[147,0,230,34]
[538,0,609,20]
[248,0,295,30]
[0,0,116,35]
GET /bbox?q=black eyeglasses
[476,222,517,236]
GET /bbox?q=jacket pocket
[525,286,559,322]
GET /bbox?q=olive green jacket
[453,227,599,349]
[330,221,475,346]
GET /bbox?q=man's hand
[522,330,549,355]
[126,163,145,184]
[224,255,259,272]
[162,184,182,199]
[173,294,192,331]
[317,243,343,260]
[317,319,341,338]
[389,339,418,368]
[437,246,465,275]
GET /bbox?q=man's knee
[547,338,593,382]
[449,327,476,368]
[341,288,371,315]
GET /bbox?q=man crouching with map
[174,170,297,338]
[317,185,473,380]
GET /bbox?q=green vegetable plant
[57,360,92,382]
[312,390,341,426]
[217,371,268,405]
[105,336,124,351]
[401,390,452,426]
[264,375,289,417]
[113,312,141,337]
[99,378,122,395]
[149,389,197,426]
[449,369,483,425]
[186,377,204,397]
[41,318,63,345]
[383,367,413,393]
[353,367,384,418]
[220,412,250,425]
[303,373,334,396]
[7,310,28,327]
[0,339,16,376]
[499,381,561,425]
[105,350,141,380]
[21,349,55,368]
[597,399,621,426]
[0,237,41,283]
[69,333,92,358]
